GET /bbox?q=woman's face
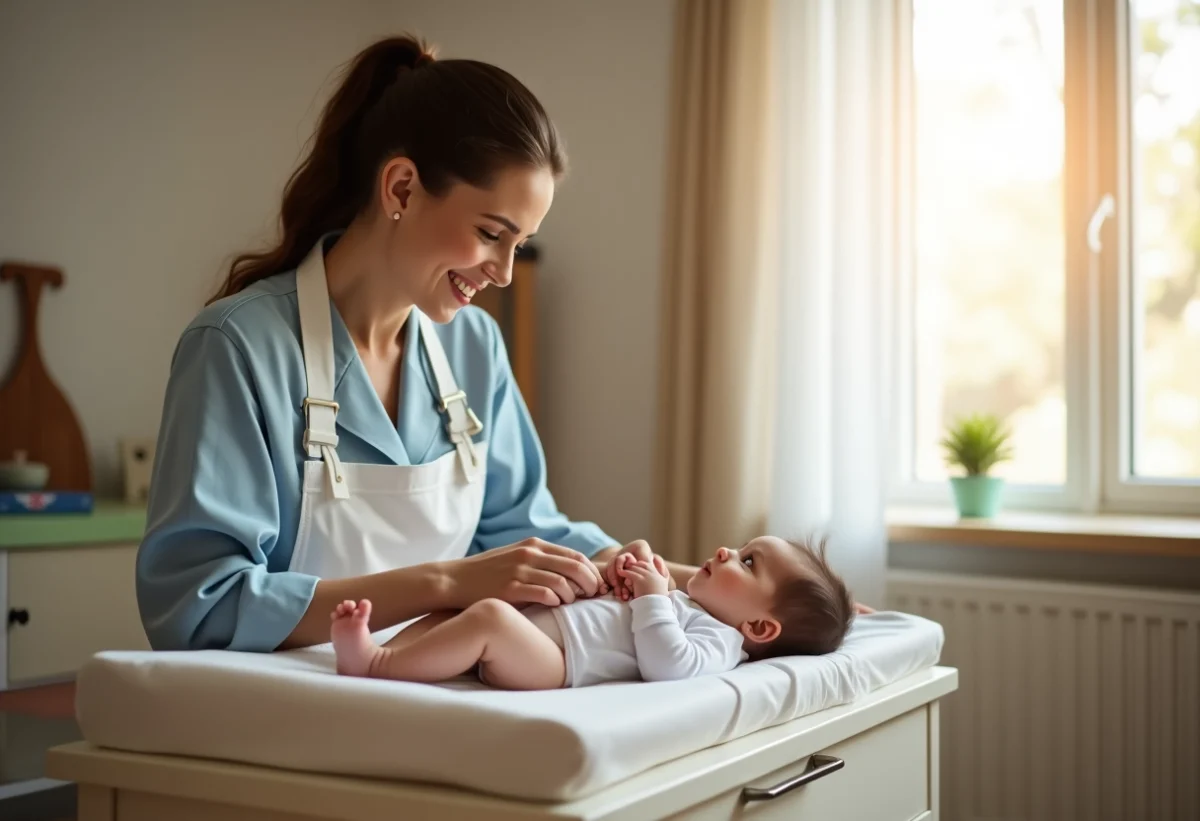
[380,160,555,324]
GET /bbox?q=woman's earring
[392,212,401,221]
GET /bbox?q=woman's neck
[323,221,412,356]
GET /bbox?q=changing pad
[75,610,944,802]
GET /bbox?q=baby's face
[686,536,806,640]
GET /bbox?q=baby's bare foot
[330,599,379,677]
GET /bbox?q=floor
[0,682,79,821]
[2,785,75,821]
[0,681,76,719]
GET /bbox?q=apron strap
[295,240,349,499]
[416,310,485,483]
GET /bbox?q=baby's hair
[753,535,854,660]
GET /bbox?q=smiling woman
[208,37,562,308]
[134,33,626,655]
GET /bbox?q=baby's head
[685,535,854,659]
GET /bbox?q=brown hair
[754,536,855,659]
[209,34,566,303]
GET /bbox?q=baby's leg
[471,602,566,690]
[382,610,459,650]
[330,599,565,689]
[329,606,458,676]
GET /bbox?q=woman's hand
[444,538,604,609]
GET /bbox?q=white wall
[0,0,672,543]
[0,0,399,491]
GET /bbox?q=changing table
[47,611,957,820]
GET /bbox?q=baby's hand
[604,541,653,601]
[624,559,669,598]
[605,541,677,601]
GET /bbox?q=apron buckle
[302,396,341,458]
[439,391,484,437]
[303,397,341,413]
[437,390,466,412]
[440,391,485,482]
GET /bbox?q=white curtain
[767,0,899,608]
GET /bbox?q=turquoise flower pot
[950,476,1005,518]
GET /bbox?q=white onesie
[521,591,748,687]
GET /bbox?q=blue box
[0,492,95,514]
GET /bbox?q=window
[894,0,1200,514]
[1129,0,1200,481]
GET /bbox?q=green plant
[940,413,1014,477]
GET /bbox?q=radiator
[886,570,1200,821]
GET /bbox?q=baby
[329,535,855,689]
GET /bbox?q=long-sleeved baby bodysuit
[521,590,748,687]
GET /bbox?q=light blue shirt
[136,251,618,653]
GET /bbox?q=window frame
[889,0,1200,516]
[1099,0,1200,513]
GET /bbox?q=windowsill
[887,505,1200,558]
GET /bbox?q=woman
[136,34,660,653]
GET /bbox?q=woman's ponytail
[209,35,435,302]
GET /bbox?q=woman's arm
[137,326,321,652]
[279,538,605,649]
[665,560,700,590]
[279,564,450,649]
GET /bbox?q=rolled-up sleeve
[470,322,618,558]
[136,326,317,652]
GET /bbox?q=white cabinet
[5,542,150,687]
[666,707,930,821]
[0,506,151,809]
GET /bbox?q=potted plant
[940,413,1014,518]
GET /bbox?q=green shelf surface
[0,500,147,548]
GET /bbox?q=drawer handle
[742,754,845,802]
[8,608,29,627]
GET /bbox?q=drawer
[667,706,930,821]
[7,543,151,685]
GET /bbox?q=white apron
[286,240,488,581]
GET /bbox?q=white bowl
[0,460,50,491]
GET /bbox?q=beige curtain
[652,0,779,565]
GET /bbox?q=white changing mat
[75,610,943,801]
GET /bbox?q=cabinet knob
[7,608,29,627]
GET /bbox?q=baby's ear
[740,617,781,644]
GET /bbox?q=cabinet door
[666,707,930,821]
[7,543,150,685]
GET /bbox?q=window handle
[1087,194,1115,253]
